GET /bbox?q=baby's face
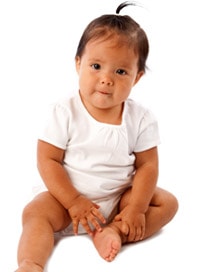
[76,34,143,120]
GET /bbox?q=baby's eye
[116,69,127,75]
[91,63,101,70]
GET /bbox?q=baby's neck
[89,104,124,125]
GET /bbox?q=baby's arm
[114,147,158,241]
[37,140,106,235]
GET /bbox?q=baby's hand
[68,195,106,236]
[114,205,146,242]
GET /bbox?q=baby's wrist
[65,193,82,210]
[128,202,147,214]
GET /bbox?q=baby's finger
[72,219,79,235]
[139,225,145,240]
[121,221,129,236]
[89,216,103,232]
[91,207,106,224]
[92,203,100,209]
[133,226,145,242]
[113,214,121,222]
[80,218,93,236]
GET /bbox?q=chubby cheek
[121,90,131,101]
[119,81,132,96]
[113,88,130,103]
[79,74,94,93]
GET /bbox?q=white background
[0,0,207,271]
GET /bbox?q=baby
[16,2,178,271]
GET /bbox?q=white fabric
[38,93,160,234]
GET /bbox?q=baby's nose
[100,74,114,86]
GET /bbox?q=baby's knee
[164,191,179,220]
[168,192,178,211]
[21,192,70,230]
[155,188,179,219]
[21,193,49,223]
[22,200,41,224]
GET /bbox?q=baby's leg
[93,187,178,261]
[16,192,71,272]
[92,222,124,262]
[119,186,178,241]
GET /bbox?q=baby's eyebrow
[88,58,102,62]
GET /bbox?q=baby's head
[75,2,149,73]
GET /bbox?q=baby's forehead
[87,32,137,52]
[84,37,139,67]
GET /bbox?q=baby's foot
[15,260,43,272]
[92,226,122,262]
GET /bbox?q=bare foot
[15,260,43,272]
[92,226,122,262]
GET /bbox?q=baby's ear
[75,56,81,72]
[134,71,144,85]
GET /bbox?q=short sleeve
[38,102,70,150]
[134,110,160,152]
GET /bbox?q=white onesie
[38,93,160,234]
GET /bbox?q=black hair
[75,2,149,72]
[116,1,137,14]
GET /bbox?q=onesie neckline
[77,91,126,128]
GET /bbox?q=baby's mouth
[97,90,112,95]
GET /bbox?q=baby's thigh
[23,191,71,232]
